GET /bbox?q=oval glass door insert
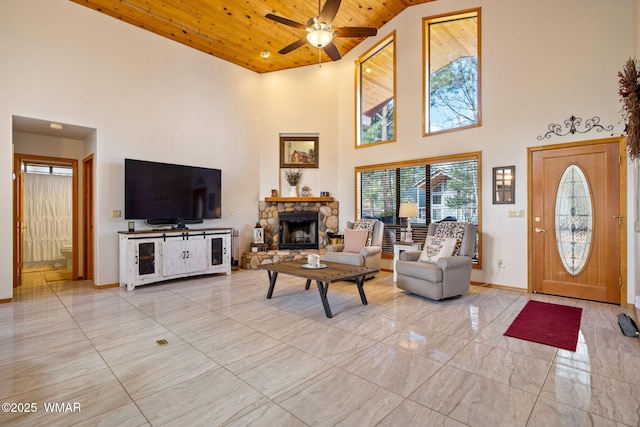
[555,164,592,275]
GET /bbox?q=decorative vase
[289,184,298,197]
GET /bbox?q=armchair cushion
[353,219,377,246]
[418,236,458,264]
[343,229,369,253]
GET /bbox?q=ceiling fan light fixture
[260,50,271,58]
[306,29,333,48]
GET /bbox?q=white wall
[323,0,633,294]
[0,0,636,304]
[0,0,262,297]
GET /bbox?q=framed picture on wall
[280,136,319,168]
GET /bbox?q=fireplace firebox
[279,212,319,250]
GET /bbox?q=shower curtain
[24,173,72,263]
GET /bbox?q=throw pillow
[343,229,369,253]
[418,236,458,263]
[434,222,466,255]
[353,219,377,246]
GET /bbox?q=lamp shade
[399,202,418,218]
[306,29,333,48]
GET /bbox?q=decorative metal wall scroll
[537,115,614,140]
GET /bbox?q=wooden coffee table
[259,260,378,318]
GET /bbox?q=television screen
[125,158,222,223]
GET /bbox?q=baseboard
[93,282,119,289]
[479,283,527,292]
[0,298,13,304]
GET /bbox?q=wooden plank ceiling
[70,0,435,74]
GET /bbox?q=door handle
[535,228,546,233]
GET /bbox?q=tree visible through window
[424,9,481,134]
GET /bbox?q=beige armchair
[323,220,384,277]
[395,222,477,300]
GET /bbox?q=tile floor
[1,269,639,426]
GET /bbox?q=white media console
[118,228,232,291]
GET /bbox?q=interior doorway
[528,137,626,304]
[13,154,79,286]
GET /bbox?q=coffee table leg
[355,276,368,305]
[315,280,333,318]
[305,279,311,290]
[266,271,279,299]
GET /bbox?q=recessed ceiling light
[365,67,372,73]
[49,123,64,130]
[260,50,271,59]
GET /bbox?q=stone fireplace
[258,198,339,249]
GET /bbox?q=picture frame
[280,136,319,168]
[493,166,515,204]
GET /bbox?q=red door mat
[503,300,582,351]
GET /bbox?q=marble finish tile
[90,324,182,367]
[0,340,106,400]
[3,270,639,426]
[382,324,470,364]
[339,343,442,397]
[286,324,376,364]
[527,397,627,427]
[0,368,132,427]
[331,310,408,341]
[71,402,150,427]
[188,317,282,365]
[555,323,640,385]
[473,322,558,361]
[447,342,551,393]
[225,343,331,399]
[378,399,467,426]
[275,366,404,426]
[136,367,269,426]
[109,342,218,400]
[540,363,640,426]
[409,365,537,427]
[221,402,306,427]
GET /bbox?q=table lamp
[399,202,418,242]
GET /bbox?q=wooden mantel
[264,196,334,203]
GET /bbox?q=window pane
[356,155,480,262]
[357,33,395,146]
[424,10,480,134]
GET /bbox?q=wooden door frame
[13,154,79,282]
[527,136,627,305]
[82,154,94,283]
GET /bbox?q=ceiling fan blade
[278,38,308,55]
[265,13,306,30]
[319,0,341,24]
[333,27,378,37]
[323,41,342,61]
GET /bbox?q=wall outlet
[112,209,122,218]
[497,259,505,268]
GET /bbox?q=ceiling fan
[265,0,377,61]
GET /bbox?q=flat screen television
[125,158,221,228]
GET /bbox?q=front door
[529,138,625,304]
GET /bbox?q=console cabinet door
[162,237,206,276]
[128,239,161,280]
[183,238,206,273]
[207,234,230,272]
